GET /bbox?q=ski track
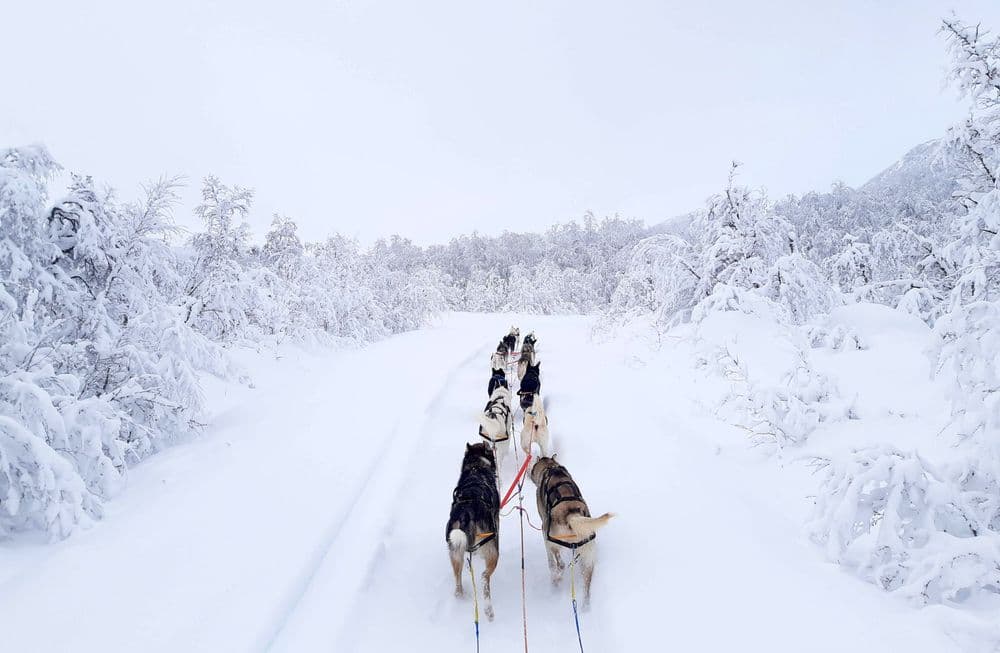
[266,341,492,651]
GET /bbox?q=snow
[0,312,972,651]
[806,304,952,455]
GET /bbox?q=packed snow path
[0,314,959,651]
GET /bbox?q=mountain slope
[861,138,959,208]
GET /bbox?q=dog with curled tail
[530,456,613,609]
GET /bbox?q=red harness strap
[499,453,533,510]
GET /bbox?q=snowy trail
[267,340,493,651]
[276,315,960,652]
[0,313,963,651]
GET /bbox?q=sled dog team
[446,326,614,621]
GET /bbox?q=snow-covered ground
[0,312,977,651]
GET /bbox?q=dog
[447,443,500,619]
[517,332,537,381]
[502,327,520,355]
[530,456,613,609]
[521,398,550,457]
[479,385,513,470]
[487,367,508,396]
[490,350,506,372]
[518,360,541,412]
[492,340,510,374]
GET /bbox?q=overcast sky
[5,1,1000,245]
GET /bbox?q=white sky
[5,1,1000,245]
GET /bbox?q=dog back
[487,368,507,396]
[519,362,541,397]
[447,444,500,551]
[538,462,590,520]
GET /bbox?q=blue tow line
[570,553,585,652]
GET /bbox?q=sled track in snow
[261,341,492,652]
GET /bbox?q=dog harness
[478,424,510,444]
[468,531,496,552]
[480,395,511,443]
[451,475,499,553]
[488,371,507,394]
[539,465,597,550]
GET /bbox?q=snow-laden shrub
[934,299,1000,444]
[693,285,851,451]
[691,282,790,324]
[0,150,247,539]
[0,413,98,539]
[808,446,1000,604]
[709,344,848,451]
[761,254,842,325]
[805,323,867,351]
[0,149,101,536]
[825,234,874,295]
[893,285,942,325]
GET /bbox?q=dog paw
[454,588,464,599]
[485,605,495,621]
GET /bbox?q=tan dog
[530,457,613,609]
[521,399,550,457]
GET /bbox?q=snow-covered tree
[808,446,1000,604]
[692,164,792,299]
[261,214,304,281]
[608,234,700,323]
[0,150,245,539]
[0,145,98,537]
[825,234,874,296]
[937,17,1000,447]
[181,176,285,342]
[762,254,842,325]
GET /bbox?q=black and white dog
[502,326,520,355]
[518,332,537,381]
[487,366,508,396]
[447,443,500,619]
[518,360,542,412]
[479,383,513,470]
[492,339,510,371]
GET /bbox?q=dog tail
[567,512,615,539]
[448,528,468,553]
